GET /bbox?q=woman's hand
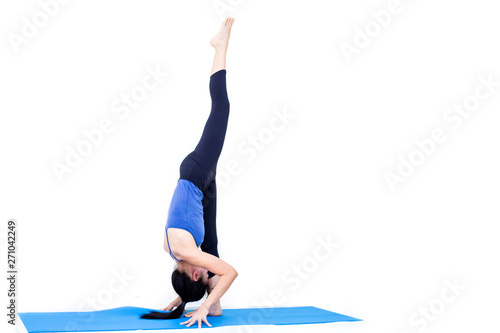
[181,304,212,328]
[163,296,182,311]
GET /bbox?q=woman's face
[177,263,208,283]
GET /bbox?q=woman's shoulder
[165,228,197,259]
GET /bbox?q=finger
[204,318,212,327]
[198,319,202,329]
[180,319,191,325]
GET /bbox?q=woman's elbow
[223,266,238,279]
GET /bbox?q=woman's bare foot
[210,17,235,51]
[208,300,222,316]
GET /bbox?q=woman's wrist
[173,296,182,306]
[200,301,212,312]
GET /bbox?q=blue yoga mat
[19,306,361,331]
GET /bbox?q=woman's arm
[182,248,238,310]
[163,295,182,311]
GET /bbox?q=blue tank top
[165,179,204,261]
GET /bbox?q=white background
[1,0,499,332]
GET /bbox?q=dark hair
[141,269,207,319]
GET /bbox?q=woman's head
[171,268,208,302]
[177,262,210,284]
[140,266,208,320]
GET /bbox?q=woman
[141,17,237,328]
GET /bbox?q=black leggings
[179,69,229,273]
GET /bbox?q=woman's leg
[201,179,218,258]
[201,179,218,279]
[193,17,234,170]
[192,69,229,172]
[179,18,234,190]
